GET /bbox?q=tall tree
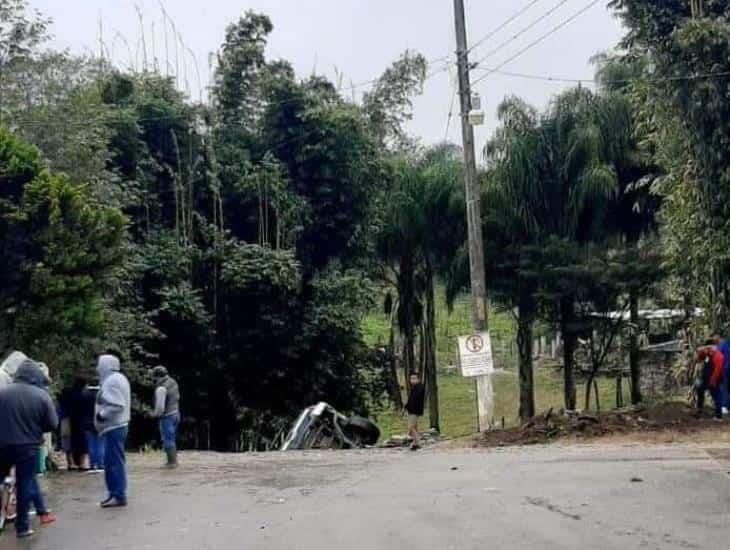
[378,148,464,430]
[594,54,662,404]
[610,0,730,327]
[485,88,617,412]
[0,128,126,378]
[362,50,427,150]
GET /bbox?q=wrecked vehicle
[282,402,380,450]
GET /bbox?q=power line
[466,0,544,55]
[473,66,730,86]
[472,0,602,87]
[470,0,570,68]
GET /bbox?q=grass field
[364,287,619,440]
[372,368,618,440]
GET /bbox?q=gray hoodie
[94,355,131,436]
[0,359,57,448]
[0,351,28,388]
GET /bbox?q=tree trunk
[516,293,535,422]
[424,263,440,432]
[560,296,577,411]
[629,288,642,405]
[399,257,417,379]
[387,317,404,410]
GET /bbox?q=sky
[30,0,624,154]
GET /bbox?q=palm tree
[594,54,662,405]
[377,148,465,431]
[486,88,617,414]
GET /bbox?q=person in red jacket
[696,345,725,419]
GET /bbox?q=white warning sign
[457,332,494,378]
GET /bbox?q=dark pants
[101,427,128,501]
[85,430,105,469]
[0,446,44,534]
[697,382,724,418]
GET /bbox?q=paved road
[4,443,730,549]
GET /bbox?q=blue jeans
[0,446,42,534]
[102,427,128,501]
[159,413,180,450]
[85,431,105,469]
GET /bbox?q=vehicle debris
[282,402,380,451]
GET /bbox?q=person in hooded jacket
[0,351,28,389]
[0,359,58,539]
[95,355,131,508]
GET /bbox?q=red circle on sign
[466,335,484,353]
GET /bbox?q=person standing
[82,381,104,472]
[404,372,426,451]
[0,359,58,539]
[149,366,180,468]
[67,376,90,470]
[696,345,725,419]
[711,332,730,414]
[95,355,130,508]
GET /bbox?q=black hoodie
[0,359,58,448]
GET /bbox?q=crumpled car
[282,402,380,451]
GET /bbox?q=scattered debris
[630,478,643,483]
[450,466,459,471]
[474,402,728,448]
[382,428,442,448]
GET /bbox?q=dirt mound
[474,402,729,448]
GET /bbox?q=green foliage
[363,50,428,149]
[0,0,50,67]
[222,243,300,292]
[0,128,126,379]
[609,0,730,326]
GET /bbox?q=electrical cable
[466,0,544,55]
[470,0,570,68]
[472,0,602,88]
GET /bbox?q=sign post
[457,332,495,430]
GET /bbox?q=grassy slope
[364,288,617,440]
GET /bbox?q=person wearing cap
[0,359,58,539]
[148,366,181,468]
[95,354,131,508]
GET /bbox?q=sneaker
[100,497,127,509]
[17,529,34,539]
[39,512,56,526]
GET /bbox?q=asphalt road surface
[4,443,730,549]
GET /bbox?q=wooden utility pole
[453,0,493,431]
[690,0,704,18]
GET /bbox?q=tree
[593,54,663,404]
[483,97,544,422]
[362,50,428,150]
[377,148,465,430]
[609,0,730,327]
[485,89,617,412]
[0,0,50,123]
[0,128,126,379]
